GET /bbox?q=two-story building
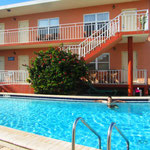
[0,0,149,95]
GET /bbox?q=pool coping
[0,92,150,102]
[0,125,98,150]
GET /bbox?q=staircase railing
[78,14,121,58]
[63,9,148,58]
[107,122,129,150]
[63,13,122,58]
[72,117,101,150]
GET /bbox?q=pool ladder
[72,117,129,150]
[107,122,129,150]
[72,117,101,150]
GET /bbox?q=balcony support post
[144,85,149,96]
[128,36,133,96]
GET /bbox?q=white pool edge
[0,92,150,102]
[0,125,98,150]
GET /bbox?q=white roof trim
[0,0,139,19]
[0,0,59,10]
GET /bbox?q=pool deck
[0,125,99,150]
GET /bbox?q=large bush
[27,47,88,94]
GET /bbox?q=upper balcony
[0,9,149,49]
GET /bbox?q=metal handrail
[72,117,101,150]
[107,122,129,150]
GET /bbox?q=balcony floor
[0,39,84,50]
[0,30,148,50]
[120,31,149,43]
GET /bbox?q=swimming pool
[0,97,149,150]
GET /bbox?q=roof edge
[0,0,59,10]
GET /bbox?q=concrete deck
[0,140,28,150]
[0,126,99,150]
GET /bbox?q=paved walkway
[0,140,28,150]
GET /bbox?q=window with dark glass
[84,12,109,37]
[38,18,59,40]
[87,53,110,70]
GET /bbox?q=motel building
[0,0,150,96]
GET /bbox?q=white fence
[62,45,80,55]
[0,22,108,44]
[88,69,147,85]
[0,69,147,85]
[0,70,29,85]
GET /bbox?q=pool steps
[0,125,99,150]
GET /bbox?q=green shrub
[27,47,88,94]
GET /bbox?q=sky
[0,0,33,6]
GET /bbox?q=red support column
[128,37,133,96]
[144,86,149,96]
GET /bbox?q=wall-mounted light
[113,47,116,51]
[13,51,16,55]
[112,4,116,9]
[13,17,16,21]
[7,9,11,12]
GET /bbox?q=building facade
[0,0,149,95]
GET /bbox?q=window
[38,18,59,40]
[87,53,110,70]
[84,12,109,37]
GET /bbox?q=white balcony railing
[0,22,108,45]
[0,70,29,85]
[88,69,148,85]
[0,9,148,46]
[0,69,147,85]
[121,9,149,32]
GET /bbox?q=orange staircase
[63,9,148,63]
[84,33,122,63]
[63,13,122,63]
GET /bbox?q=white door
[0,56,5,70]
[0,56,5,81]
[0,23,5,44]
[122,9,137,31]
[18,20,29,43]
[122,51,137,83]
[18,55,29,71]
[18,55,29,82]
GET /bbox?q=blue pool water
[0,97,150,150]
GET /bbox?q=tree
[27,47,88,94]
